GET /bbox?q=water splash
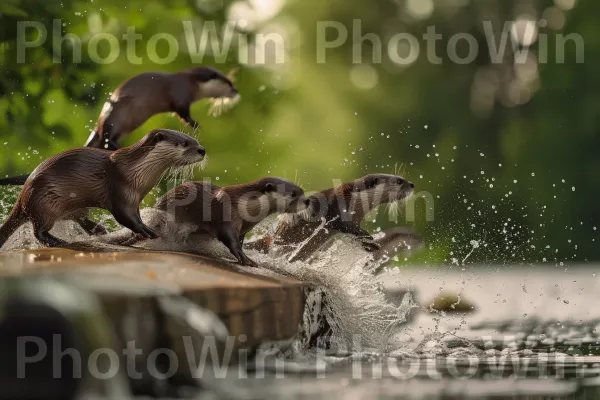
[462,240,480,264]
[250,237,418,352]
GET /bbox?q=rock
[426,292,477,313]
[0,276,133,399]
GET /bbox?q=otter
[85,66,239,150]
[245,174,414,262]
[117,177,309,267]
[0,67,237,187]
[0,129,206,248]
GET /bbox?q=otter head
[345,174,414,220]
[144,129,206,166]
[354,174,414,202]
[192,66,239,100]
[258,178,309,214]
[112,129,207,199]
[235,178,308,226]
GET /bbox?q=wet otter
[246,174,414,262]
[0,67,237,186]
[85,66,239,150]
[117,177,309,267]
[0,129,206,248]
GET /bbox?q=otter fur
[117,177,309,267]
[246,174,414,262]
[85,66,239,150]
[0,129,206,248]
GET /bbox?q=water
[195,265,600,400]
[2,209,600,399]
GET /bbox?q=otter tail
[0,174,30,186]
[0,201,27,249]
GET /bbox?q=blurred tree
[278,0,598,264]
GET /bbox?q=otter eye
[182,141,189,148]
[291,192,297,198]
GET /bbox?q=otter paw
[240,257,258,268]
[37,232,66,248]
[140,226,159,239]
[134,233,148,241]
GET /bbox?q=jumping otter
[85,66,239,150]
[116,177,309,267]
[246,174,414,262]
[0,129,206,248]
[0,67,237,186]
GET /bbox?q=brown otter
[0,67,237,186]
[85,66,239,150]
[117,177,309,267]
[245,174,414,262]
[0,129,206,248]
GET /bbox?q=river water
[194,263,600,400]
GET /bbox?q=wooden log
[0,248,308,393]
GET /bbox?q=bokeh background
[0,0,597,265]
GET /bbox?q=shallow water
[2,211,600,399]
[195,266,600,400]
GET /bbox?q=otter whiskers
[387,200,402,221]
[161,159,206,186]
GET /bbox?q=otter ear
[154,132,165,143]
[264,183,276,193]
